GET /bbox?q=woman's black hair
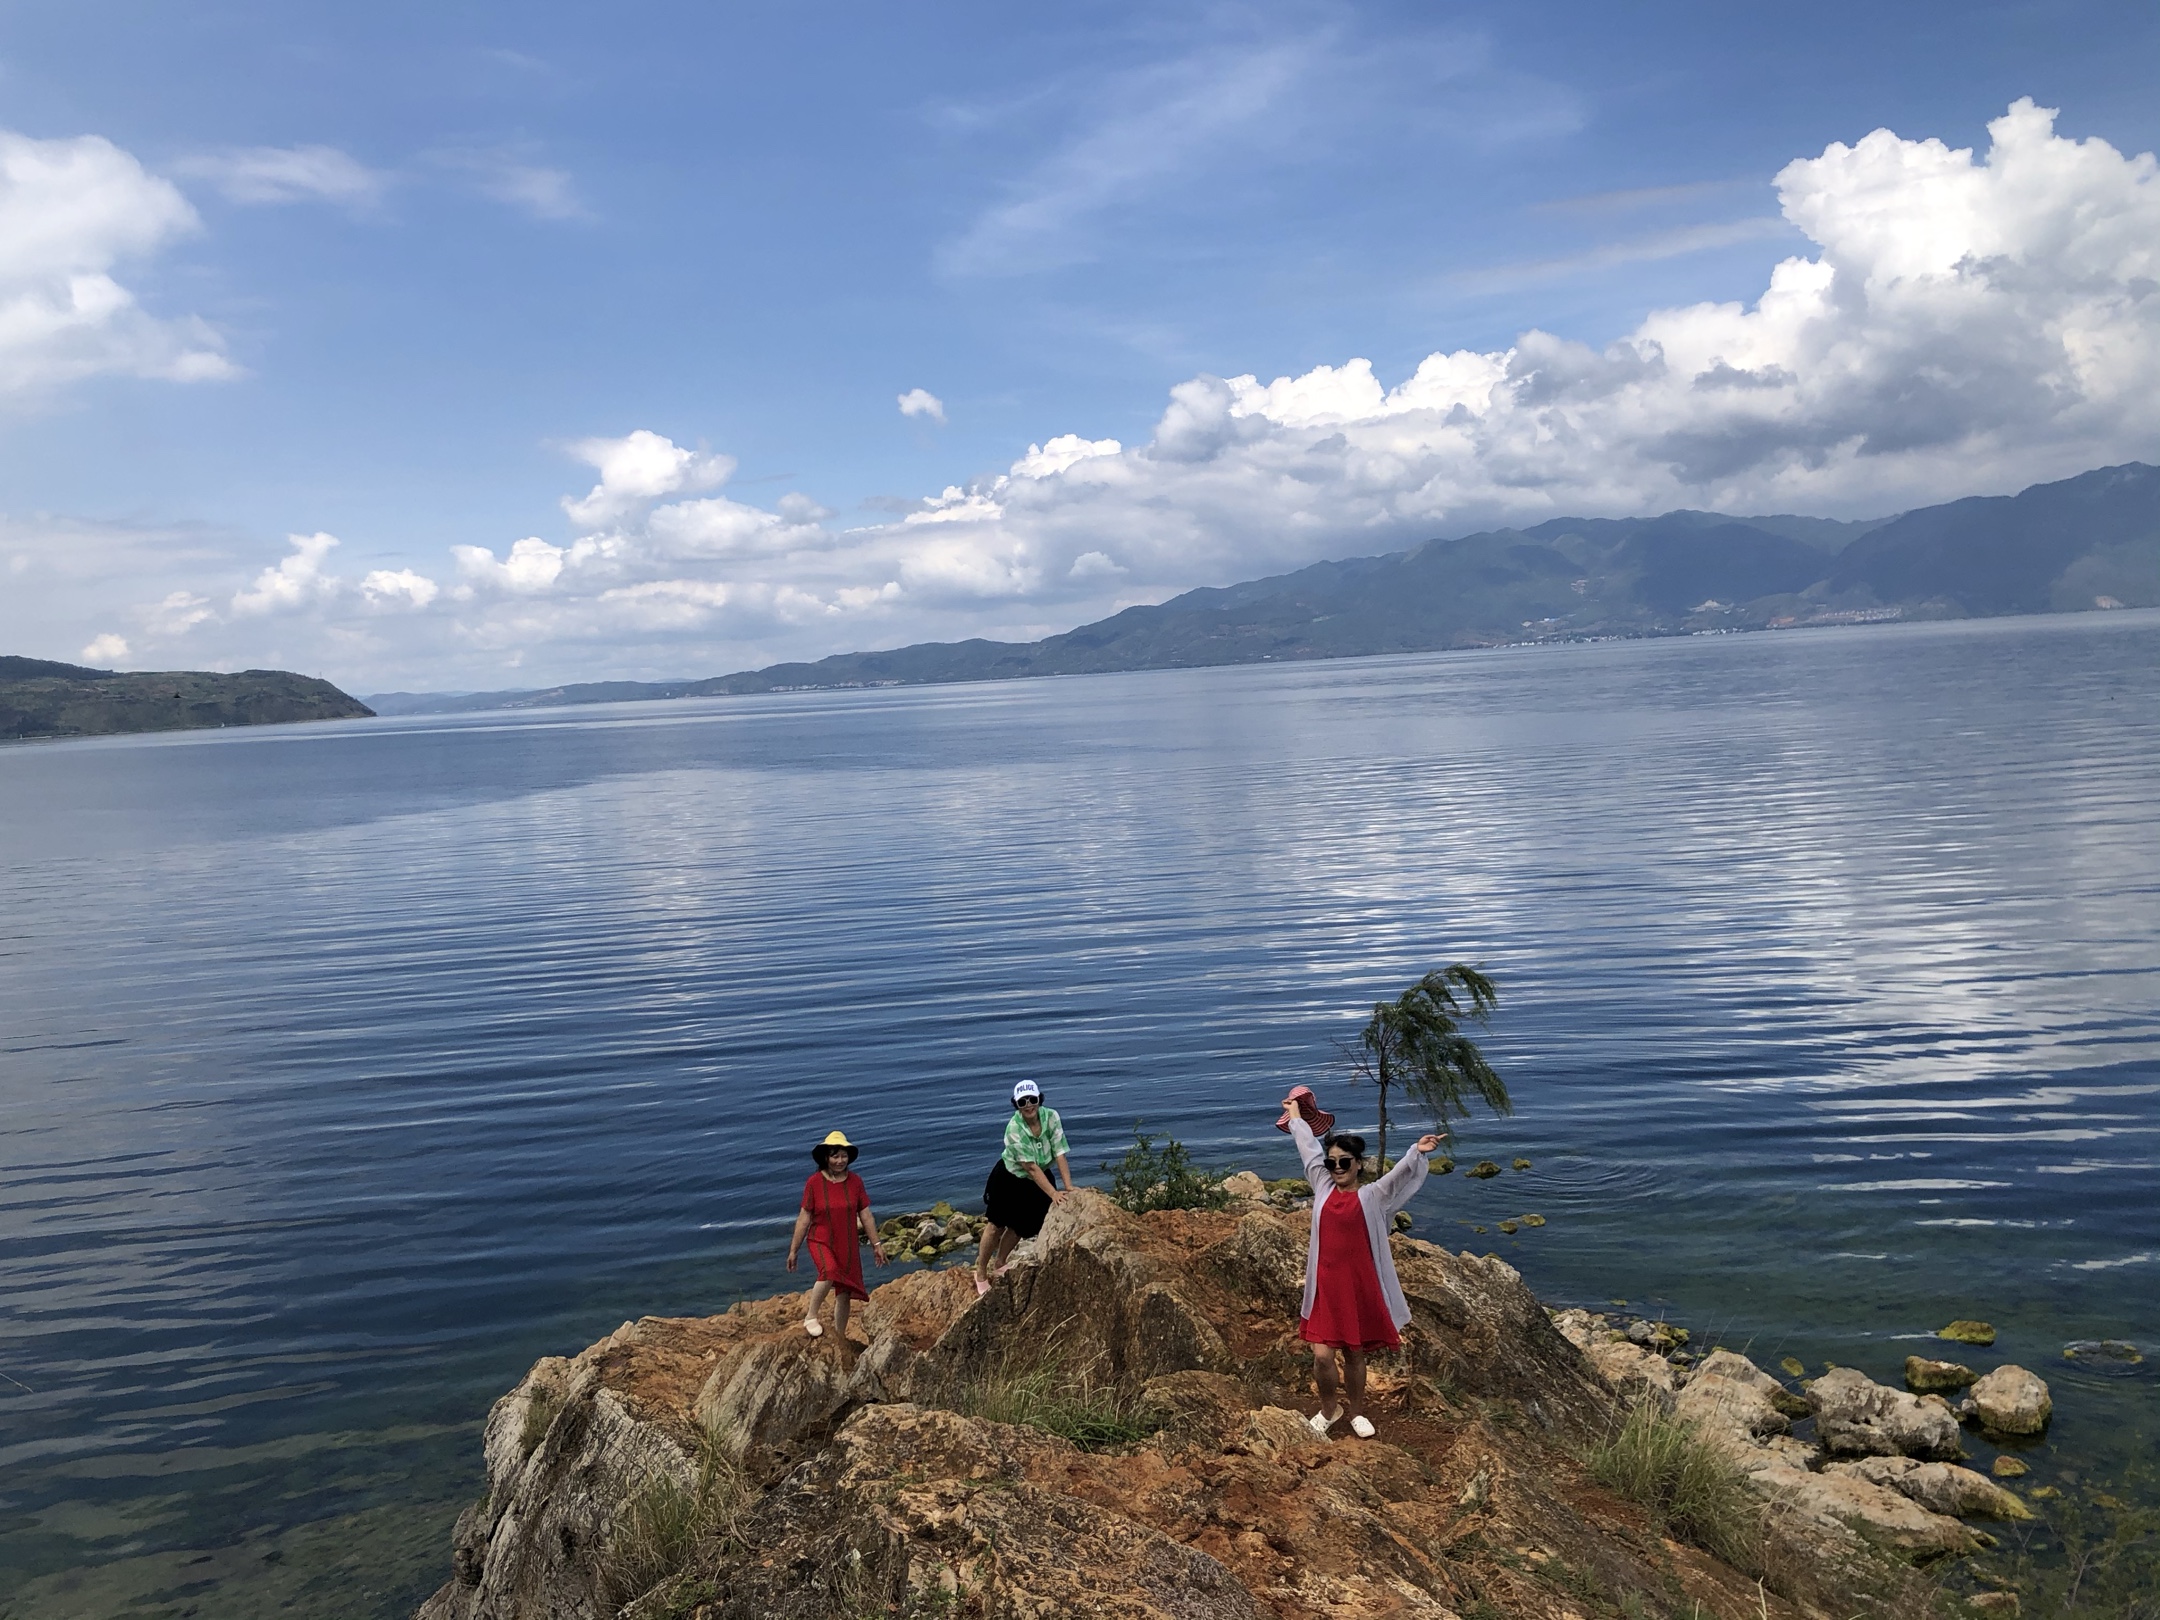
[1322,1132,1368,1161]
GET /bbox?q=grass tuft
[1588,1404,1765,1575]
[600,1425,749,1609]
[518,1385,560,1459]
[957,1344,1161,1451]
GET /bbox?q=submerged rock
[2062,1339,2144,1373]
[1904,1355,1978,1393]
[1779,1357,1807,1378]
[1466,1159,1502,1179]
[1969,1365,2052,1434]
[1990,1455,2029,1479]
[1938,1320,1997,1346]
[1522,1213,1545,1227]
[1511,1158,1533,1170]
[1808,1367,1962,1460]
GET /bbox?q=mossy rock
[1779,1356,1807,1378]
[1521,1213,1544,1227]
[1767,1389,1813,1419]
[1904,1355,1979,1393]
[1433,1159,1455,1175]
[1392,1211,1414,1232]
[1991,1456,2029,1479]
[1472,1226,1487,1235]
[1511,1158,1532,1171]
[1265,1177,1309,1195]
[1939,1320,1997,1346]
[1497,1220,1519,1235]
[929,1201,955,1219]
[2028,1485,2059,1500]
[1466,1160,1502,1180]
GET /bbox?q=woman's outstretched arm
[1284,1102,1327,1190]
[1371,1133,1440,1214]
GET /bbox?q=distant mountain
[365,461,2159,716]
[1,659,374,740]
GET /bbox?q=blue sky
[3,0,2156,688]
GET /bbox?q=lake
[2,611,2156,1617]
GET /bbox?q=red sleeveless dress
[1299,1184,1400,1351]
[801,1170,869,1302]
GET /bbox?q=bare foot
[973,1275,992,1298]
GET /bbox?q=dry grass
[601,1425,750,1611]
[955,1342,1161,1451]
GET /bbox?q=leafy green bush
[1588,1404,1764,1574]
[1103,1124,1230,1215]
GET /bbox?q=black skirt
[982,1161,1052,1239]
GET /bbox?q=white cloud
[898,387,946,423]
[80,632,129,664]
[173,145,386,208]
[232,532,340,614]
[143,590,215,635]
[430,146,588,221]
[562,429,733,526]
[31,100,2160,694]
[359,568,440,608]
[0,129,235,399]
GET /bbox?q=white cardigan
[1289,1115,1431,1329]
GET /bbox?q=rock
[913,1220,946,1245]
[1990,1456,2028,1479]
[1969,1594,2019,1618]
[1549,1308,1597,1351]
[1512,1158,1532,1170]
[1466,1160,1502,1179]
[1584,1339,1677,1412]
[1779,1357,1807,1378]
[1393,1210,1415,1231]
[2062,1339,2144,1373]
[1674,1350,1791,1452]
[1497,1220,1518,1235]
[1742,1452,1983,1559]
[1625,1319,1656,1345]
[1823,1456,2033,1520]
[1432,1157,1454,1175]
[1969,1365,2052,1435]
[1219,1170,1266,1201]
[1903,1355,1978,1393]
[1808,1367,1963,1460]
[1938,1320,1997,1346]
[1522,1213,1545,1226]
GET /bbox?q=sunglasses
[1325,1156,1359,1172]
[1016,1097,1042,1107]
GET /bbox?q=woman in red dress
[786,1130,886,1339]
[1282,1098,1443,1439]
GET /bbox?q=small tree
[1353,964,1508,1163]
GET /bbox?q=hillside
[0,657,375,740]
[366,461,2160,715]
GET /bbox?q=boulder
[1744,1453,1982,1559]
[1969,1365,2052,1435]
[1938,1320,1997,1346]
[1823,1456,2033,1520]
[1219,1170,1266,1202]
[1584,1339,1678,1412]
[1808,1367,1962,1460]
[1990,1456,2028,1479]
[1903,1355,1977,1393]
[1674,1350,1790,1452]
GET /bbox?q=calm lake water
[3,613,2157,1617]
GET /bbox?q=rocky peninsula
[0,655,373,740]
[414,1184,2054,1620]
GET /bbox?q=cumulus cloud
[37,100,2160,693]
[80,632,129,664]
[232,532,340,614]
[173,144,386,208]
[0,129,235,399]
[897,387,946,423]
[562,429,734,526]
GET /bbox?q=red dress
[801,1170,870,1302]
[1299,1184,1401,1351]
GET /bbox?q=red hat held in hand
[1275,1085,1335,1136]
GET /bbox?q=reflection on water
[2,611,2156,1616]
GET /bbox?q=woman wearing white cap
[972,1081,1072,1297]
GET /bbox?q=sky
[0,0,2156,692]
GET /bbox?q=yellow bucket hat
[813,1129,859,1165]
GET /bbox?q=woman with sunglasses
[1283,1095,1443,1439]
[973,1080,1073,1298]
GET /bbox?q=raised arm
[1285,1108,1327,1190]
[1371,1133,1439,1216]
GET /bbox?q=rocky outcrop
[1967,1365,2052,1435]
[416,1197,2009,1620]
[1823,1457,2032,1521]
[1808,1367,1962,1460]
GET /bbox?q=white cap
[1011,1080,1042,1104]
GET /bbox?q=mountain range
[368,461,2159,715]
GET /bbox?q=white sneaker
[802,1318,823,1338]
[1349,1415,1376,1439]
[1306,1407,1341,1437]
